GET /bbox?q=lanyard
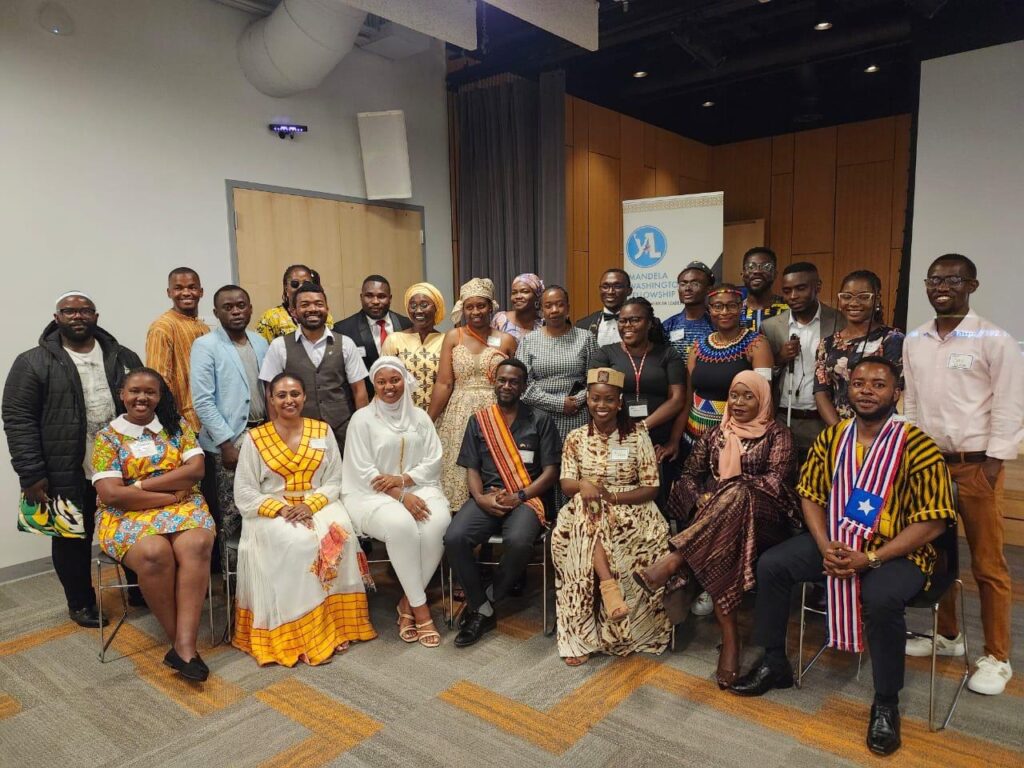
[620,342,649,401]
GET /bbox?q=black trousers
[444,500,542,612]
[752,532,925,698]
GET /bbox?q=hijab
[450,277,496,326]
[368,356,420,435]
[717,370,775,480]
[404,282,446,325]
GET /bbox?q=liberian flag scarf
[475,405,547,527]
[826,415,907,652]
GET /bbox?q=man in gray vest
[258,282,369,453]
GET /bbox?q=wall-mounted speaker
[357,109,412,200]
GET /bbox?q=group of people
[3,248,1021,757]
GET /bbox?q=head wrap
[511,273,544,297]
[450,277,496,326]
[717,371,775,480]
[404,282,446,325]
[706,283,743,300]
[368,356,420,435]
[587,367,626,389]
[55,290,94,308]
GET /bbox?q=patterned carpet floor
[1,542,1021,767]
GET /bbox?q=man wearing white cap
[2,291,143,627]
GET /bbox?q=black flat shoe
[163,647,209,682]
[728,660,794,697]
[454,610,496,648]
[69,605,109,628]
[867,703,901,756]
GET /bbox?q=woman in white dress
[343,357,452,647]
[232,373,376,667]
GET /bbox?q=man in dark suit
[333,274,411,396]
[575,268,632,346]
[761,261,845,456]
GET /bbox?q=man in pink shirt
[903,253,1023,696]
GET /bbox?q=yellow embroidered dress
[92,416,214,562]
[232,418,376,666]
[255,305,334,343]
[381,331,444,409]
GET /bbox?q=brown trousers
[938,463,1012,661]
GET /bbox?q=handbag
[17,494,86,538]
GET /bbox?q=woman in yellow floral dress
[381,282,446,410]
[92,368,215,682]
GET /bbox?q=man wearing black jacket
[332,274,411,396]
[2,292,142,627]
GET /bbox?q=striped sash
[474,405,547,526]
[826,416,907,653]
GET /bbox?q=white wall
[0,0,453,570]
[908,41,1024,337]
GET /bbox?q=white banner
[622,192,724,320]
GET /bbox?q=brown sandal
[564,655,590,667]
[415,620,441,648]
[600,579,629,621]
[397,606,417,643]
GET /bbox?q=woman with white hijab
[343,357,452,647]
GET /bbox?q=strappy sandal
[397,606,418,643]
[564,655,590,667]
[415,620,441,648]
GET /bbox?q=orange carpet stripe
[109,623,245,716]
[496,614,543,640]
[552,655,662,726]
[259,735,342,768]
[0,621,80,657]
[0,693,21,719]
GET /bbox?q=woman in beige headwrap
[427,278,517,509]
[381,282,447,410]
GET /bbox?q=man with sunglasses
[902,253,1023,696]
[739,247,788,332]
[3,292,142,627]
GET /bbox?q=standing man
[333,274,411,396]
[762,262,845,457]
[662,260,715,361]
[444,359,560,647]
[3,292,142,626]
[190,285,268,549]
[146,267,209,433]
[259,282,369,454]
[576,268,633,346]
[739,247,788,332]
[903,253,1022,696]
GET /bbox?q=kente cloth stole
[826,416,907,653]
[475,405,547,526]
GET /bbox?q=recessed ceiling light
[864,64,880,73]
[814,21,832,31]
[632,70,648,79]
[702,100,715,108]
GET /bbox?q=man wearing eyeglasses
[902,253,1023,697]
[663,261,715,362]
[3,292,143,628]
[576,269,633,346]
[739,247,788,332]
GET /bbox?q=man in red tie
[333,275,411,396]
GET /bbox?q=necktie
[602,312,618,321]
[376,318,388,346]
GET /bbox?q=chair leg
[541,535,548,636]
[930,579,970,732]
[207,578,215,648]
[225,568,233,641]
[796,582,829,688]
[447,566,454,630]
[98,562,129,663]
[439,557,447,624]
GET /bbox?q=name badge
[309,437,327,450]
[609,446,629,461]
[487,336,502,348]
[519,449,535,464]
[130,440,158,458]
[628,403,649,419]
[669,328,686,342]
[358,347,368,357]
[948,353,973,370]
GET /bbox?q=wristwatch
[866,550,882,569]
[517,489,527,503]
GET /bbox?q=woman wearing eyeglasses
[256,264,334,342]
[813,270,904,427]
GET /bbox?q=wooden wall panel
[801,252,836,302]
[656,129,682,177]
[655,168,681,197]
[834,160,894,289]
[620,116,647,201]
[837,116,895,166]
[710,138,772,222]
[723,220,766,283]
[888,247,902,325]
[588,102,621,158]
[769,173,794,269]
[564,94,574,147]
[588,152,622,293]
[680,137,711,182]
[891,114,912,249]
[679,176,710,195]
[568,250,590,316]
[571,142,589,252]
[792,127,837,255]
[565,143,574,265]
[772,133,794,175]
[642,123,657,168]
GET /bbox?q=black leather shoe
[728,660,794,697]
[69,605,109,628]
[163,647,210,682]
[507,575,526,598]
[867,703,901,755]
[454,610,496,648]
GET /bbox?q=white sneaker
[905,632,965,657]
[967,655,1012,696]
[691,591,714,616]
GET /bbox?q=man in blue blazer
[190,285,269,549]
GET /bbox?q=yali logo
[626,225,667,268]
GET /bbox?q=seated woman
[92,368,215,682]
[232,373,376,667]
[342,357,452,648]
[636,371,799,688]
[551,367,672,667]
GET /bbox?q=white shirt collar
[365,312,390,326]
[110,414,163,438]
[788,303,821,329]
[294,327,333,345]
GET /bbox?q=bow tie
[602,312,619,321]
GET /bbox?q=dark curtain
[453,71,565,303]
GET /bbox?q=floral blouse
[813,325,905,419]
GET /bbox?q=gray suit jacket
[761,303,845,404]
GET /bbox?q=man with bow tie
[575,268,633,346]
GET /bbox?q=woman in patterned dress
[92,368,215,681]
[232,373,376,667]
[381,282,446,410]
[428,278,517,509]
[814,270,904,425]
[516,286,597,509]
[551,367,671,666]
[255,264,333,342]
[637,371,799,688]
[491,273,544,342]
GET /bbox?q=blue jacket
[189,327,268,452]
